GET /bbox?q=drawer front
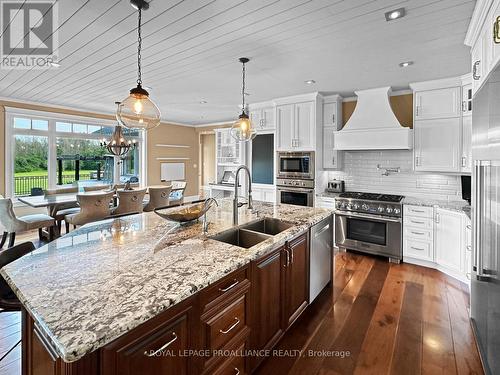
[207,295,246,350]
[200,268,249,312]
[212,342,246,375]
[404,227,433,241]
[404,216,433,230]
[404,238,433,261]
[404,205,433,218]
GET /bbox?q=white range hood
[334,86,413,150]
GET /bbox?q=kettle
[326,180,345,193]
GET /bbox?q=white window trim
[4,107,146,198]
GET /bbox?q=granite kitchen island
[1,199,332,375]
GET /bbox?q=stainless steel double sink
[209,218,294,248]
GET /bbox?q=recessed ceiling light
[305,79,316,84]
[385,7,405,21]
[50,61,60,67]
[399,61,414,68]
[200,100,207,104]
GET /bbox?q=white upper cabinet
[461,83,473,115]
[461,115,472,173]
[276,104,294,150]
[322,101,337,128]
[434,208,464,274]
[249,104,275,132]
[414,118,461,172]
[323,128,339,169]
[276,101,315,150]
[415,87,461,120]
[294,101,315,149]
[493,0,500,64]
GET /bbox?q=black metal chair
[0,242,35,363]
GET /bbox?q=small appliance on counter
[326,179,345,193]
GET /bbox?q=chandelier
[101,102,137,156]
[231,57,256,142]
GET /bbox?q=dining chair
[143,186,172,212]
[112,188,147,216]
[45,187,80,234]
[0,241,35,363]
[170,181,187,206]
[0,198,55,248]
[65,192,114,228]
[83,185,111,192]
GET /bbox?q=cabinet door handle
[234,368,240,375]
[219,317,240,334]
[332,113,335,124]
[289,245,294,264]
[411,246,425,251]
[494,16,500,44]
[283,248,290,267]
[410,220,425,225]
[411,231,425,236]
[218,279,239,292]
[415,105,420,116]
[461,156,467,167]
[435,213,440,223]
[144,332,177,356]
[467,224,472,229]
[332,155,335,164]
[415,156,420,166]
[410,208,425,213]
[473,60,481,80]
[467,245,472,251]
[462,101,467,112]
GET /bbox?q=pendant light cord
[241,61,246,111]
[137,7,142,86]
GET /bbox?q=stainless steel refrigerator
[471,66,500,375]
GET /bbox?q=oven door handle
[334,210,402,223]
[277,187,314,193]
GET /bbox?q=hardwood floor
[255,252,484,375]
[0,242,484,375]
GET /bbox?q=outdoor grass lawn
[14,170,95,177]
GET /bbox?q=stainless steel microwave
[276,151,314,180]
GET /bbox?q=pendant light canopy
[101,102,138,156]
[231,57,256,142]
[117,0,161,131]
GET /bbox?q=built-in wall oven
[276,178,315,207]
[277,151,314,180]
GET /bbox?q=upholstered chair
[45,187,80,234]
[112,189,147,216]
[83,185,111,192]
[143,186,172,212]
[0,198,55,248]
[64,192,114,227]
[170,181,187,206]
[0,241,35,363]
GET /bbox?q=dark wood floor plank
[390,281,424,375]
[445,277,483,375]
[287,256,375,375]
[321,260,390,374]
[354,265,405,375]
[421,268,457,375]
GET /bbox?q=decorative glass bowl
[154,198,217,223]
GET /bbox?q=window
[6,109,145,197]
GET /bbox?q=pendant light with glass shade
[101,102,138,157]
[116,0,161,131]
[231,57,256,142]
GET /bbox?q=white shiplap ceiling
[0,0,475,125]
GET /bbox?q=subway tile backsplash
[327,151,463,201]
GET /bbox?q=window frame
[4,107,146,199]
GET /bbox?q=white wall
[328,151,463,201]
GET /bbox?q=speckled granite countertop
[403,196,470,214]
[0,199,330,363]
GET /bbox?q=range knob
[378,206,385,213]
[394,208,401,215]
[386,207,393,214]
[353,203,359,210]
[361,204,369,211]
[336,202,342,209]
[301,182,306,187]
[347,203,353,209]
[294,181,300,186]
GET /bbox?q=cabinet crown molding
[273,92,320,105]
[410,76,463,91]
[464,0,495,46]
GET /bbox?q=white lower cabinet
[403,204,470,283]
[252,185,276,203]
[434,208,464,275]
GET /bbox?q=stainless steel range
[334,192,404,263]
